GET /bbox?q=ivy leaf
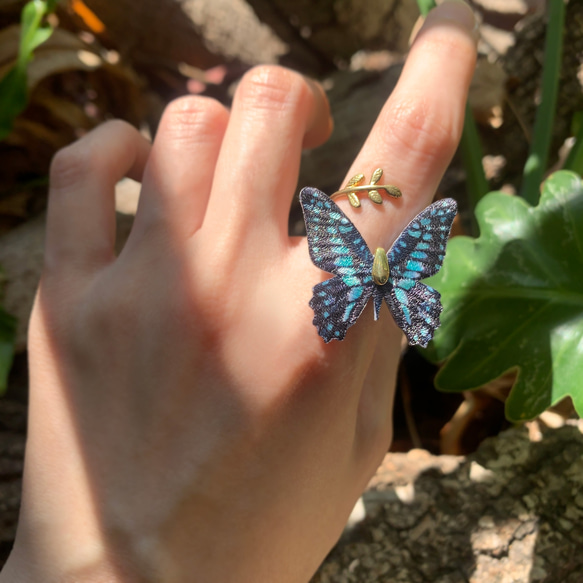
[424,170,583,421]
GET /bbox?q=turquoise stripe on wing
[388,198,457,281]
[300,187,373,276]
[310,277,373,342]
[385,281,443,348]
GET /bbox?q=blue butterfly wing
[384,198,457,347]
[387,198,457,281]
[300,187,373,273]
[386,282,443,347]
[310,278,373,342]
[300,187,375,341]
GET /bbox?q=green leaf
[27,24,53,53]
[0,67,29,140]
[519,0,565,204]
[20,1,49,62]
[0,308,16,395]
[460,101,489,233]
[416,0,436,17]
[424,170,583,421]
[0,0,56,141]
[564,112,583,175]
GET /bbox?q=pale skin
[0,2,477,582]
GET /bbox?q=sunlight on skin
[0,2,477,582]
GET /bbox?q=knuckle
[237,65,308,113]
[100,118,134,135]
[49,142,95,191]
[50,120,144,191]
[385,95,459,157]
[161,96,228,144]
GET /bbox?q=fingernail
[427,0,477,36]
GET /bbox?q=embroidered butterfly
[300,187,457,346]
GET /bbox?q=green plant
[419,1,583,421]
[0,0,55,390]
[0,307,17,396]
[0,0,59,140]
[426,171,583,421]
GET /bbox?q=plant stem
[520,0,565,205]
[460,102,488,235]
[563,113,583,175]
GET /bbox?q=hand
[1,3,476,582]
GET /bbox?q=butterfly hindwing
[310,277,374,342]
[384,281,443,348]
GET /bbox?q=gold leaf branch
[331,168,402,207]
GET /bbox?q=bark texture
[313,423,583,583]
[245,0,419,68]
[82,0,286,68]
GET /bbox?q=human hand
[1,2,476,582]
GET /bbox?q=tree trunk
[245,0,419,68]
[83,0,223,69]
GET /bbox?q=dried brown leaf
[0,26,101,88]
[469,59,507,125]
[33,89,92,129]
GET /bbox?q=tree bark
[245,0,419,68]
[82,0,223,69]
[313,424,583,583]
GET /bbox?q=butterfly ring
[300,174,457,346]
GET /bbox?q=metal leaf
[346,173,364,188]
[370,168,383,185]
[348,192,361,207]
[385,185,402,198]
[368,189,382,204]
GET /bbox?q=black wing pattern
[383,198,457,347]
[300,187,375,342]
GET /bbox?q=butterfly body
[300,187,457,346]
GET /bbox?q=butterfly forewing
[300,187,373,276]
[387,198,457,282]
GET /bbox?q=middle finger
[202,66,332,246]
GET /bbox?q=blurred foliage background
[0,0,582,490]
